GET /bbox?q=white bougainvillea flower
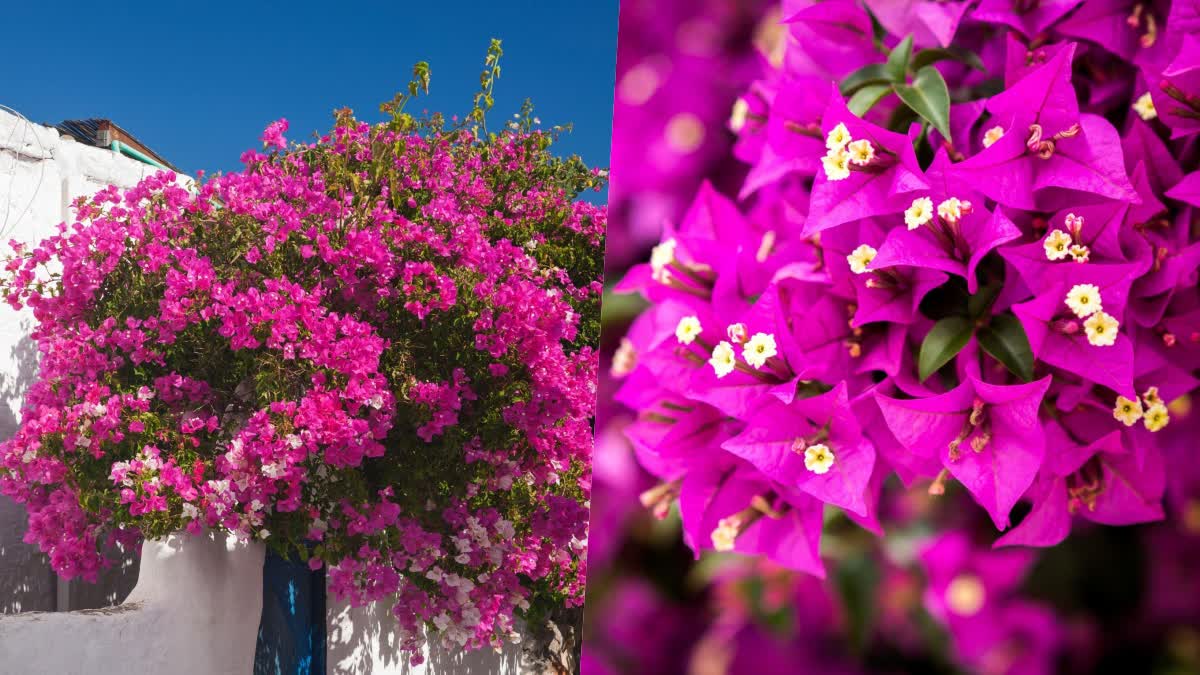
[803,443,835,474]
[1065,284,1102,318]
[1044,230,1072,260]
[847,244,877,274]
[905,197,934,230]
[1113,396,1143,426]
[709,341,737,378]
[742,332,778,369]
[675,315,703,344]
[982,125,1005,148]
[825,122,851,150]
[822,148,851,180]
[1132,92,1157,121]
[1084,311,1119,346]
[650,238,677,280]
[1144,403,1170,431]
[846,139,875,165]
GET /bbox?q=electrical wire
[0,104,49,241]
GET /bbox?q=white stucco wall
[0,107,191,615]
[0,533,265,675]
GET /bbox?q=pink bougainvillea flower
[877,375,1053,529]
[723,382,877,516]
[802,88,929,236]
[996,417,1165,548]
[684,459,827,577]
[1146,33,1200,138]
[871,151,1022,293]
[952,45,1138,210]
[864,0,971,47]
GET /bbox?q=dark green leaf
[885,35,914,82]
[918,278,969,320]
[865,7,889,51]
[918,316,974,381]
[840,63,894,95]
[894,66,951,141]
[967,283,1001,318]
[911,47,986,73]
[978,314,1035,382]
[834,554,879,654]
[847,83,894,117]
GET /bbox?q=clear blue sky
[1,2,617,185]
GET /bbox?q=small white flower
[710,517,740,552]
[257,529,271,539]
[822,148,851,181]
[611,338,637,377]
[368,394,385,410]
[847,244,877,274]
[1132,92,1157,121]
[708,341,737,378]
[650,238,677,280]
[1144,403,1170,431]
[181,503,200,520]
[905,197,934,230]
[825,123,852,151]
[675,316,703,345]
[937,197,968,224]
[1068,244,1090,263]
[729,97,750,133]
[1065,284,1102,318]
[982,125,1005,148]
[742,333,778,369]
[285,434,303,449]
[1084,311,1119,347]
[1044,230,1073,260]
[1113,396,1143,426]
[846,139,875,165]
[804,443,835,474]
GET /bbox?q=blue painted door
[254,549,326,675]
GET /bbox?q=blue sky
[1,2,618,185]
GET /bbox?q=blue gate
[254,549,327,675]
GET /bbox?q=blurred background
[584,2,1200,674]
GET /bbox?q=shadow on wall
[327,600,525,675]
[0,328,140,613]
[0,329,54,614]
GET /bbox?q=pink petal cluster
[614,0,1199,580]
[0,101,603,660]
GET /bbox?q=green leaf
[918,278,969,320]
[885,35,914,82]
[911,47,986,73]
[865,7,889,51]
[967,283,1001,318]
[847,83,894,117]
[834,554,879,654]
[978,314,1035,382]
[840,63,894,95]
[918,316,974,381]
[894,66,951,141]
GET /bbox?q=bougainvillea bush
[602,0,1200,671]
[0,47,604,661]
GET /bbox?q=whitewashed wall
[0,107,183,614]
